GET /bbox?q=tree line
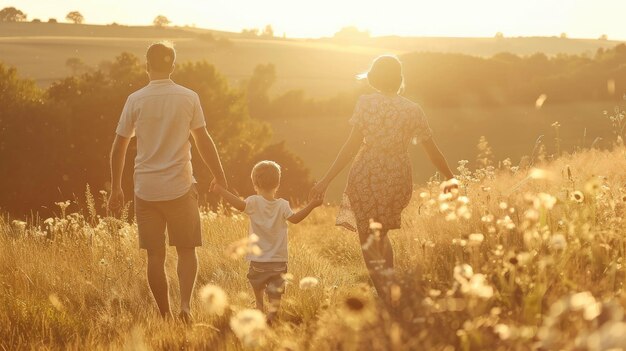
[247,44,626,121]
[0,54,312,217]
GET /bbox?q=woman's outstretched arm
[421,137,458,192]
[309,127,363,200]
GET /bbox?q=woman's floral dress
[336,93,432,233]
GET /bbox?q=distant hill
[1,22,624,97]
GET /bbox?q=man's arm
[190,127,228,188]
[108,134,131,210]
[213,184,246,212]
[287,197,324,224]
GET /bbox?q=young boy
[212,160,323,322]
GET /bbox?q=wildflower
[225,234,262,259]
[550,234,567,251]
[461,274,494,299]
[516,252,532,265]
[453,264,474,282]
[299,277,319,290]
[468,233,484,246]
[452,238,467,247]
[340,291,376,329]
[229,309,267,347]
[494,324,512,340]
[570,291,596,311]
[529,168,551,180]
[419,192,430,199]
[369,220,383,231]
[199,284,229,316]
[481,214,494,223]
[499,202,508,210]
[429,289,442,297]
[496,216,516,230]
[536,193,557,210]
[456,206,471,219]
[584,178,601,194]
[49,294,64,311]
[281,273,294,283]
[12,220,27,231]
[570,191,584,203]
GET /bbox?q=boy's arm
[287,198,323,224]
[213,185,246,212]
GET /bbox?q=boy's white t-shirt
[115,79,207,201]
[244,195,294,262]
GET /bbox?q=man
[108,42,227,322]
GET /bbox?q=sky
[3,0,626,40]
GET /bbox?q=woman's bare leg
[358,228,394,301]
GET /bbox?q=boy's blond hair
[251,161,281,190]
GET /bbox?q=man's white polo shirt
[116,79,206,201]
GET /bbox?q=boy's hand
[210,178,226,192]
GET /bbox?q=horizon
[3,0,626,41]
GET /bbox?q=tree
[599,34,608,41]
[247,64,276,119]
[66,11,84,24]
[333,26,370,41]
[241,28,260,37]
[0,7,27,22]
[262,25,274,38]
[560,32,568,39]
[495,32,504,39]
[48,18,58,23]
[153,15,170,27]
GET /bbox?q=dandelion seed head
[49,293,63,311]
[199,284,229,316]
[299,277,319,290]
[369,220,383,231]
[229,309,267,347]
[550,234,567,251]
[468,233,484,245]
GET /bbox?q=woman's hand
[440,178,459,194]
[309,180,328,203]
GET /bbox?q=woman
[309,55,457,301]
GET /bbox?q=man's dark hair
[146,42,176,72]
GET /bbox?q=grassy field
[1,146,625,350]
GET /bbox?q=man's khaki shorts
[135,185,202,249]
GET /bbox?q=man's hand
[108,188,125,211]
[210,177,228,192]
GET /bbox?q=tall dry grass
[1,147,625,350]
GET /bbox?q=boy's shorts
[135,185,202,249]
[247,261,288,299]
